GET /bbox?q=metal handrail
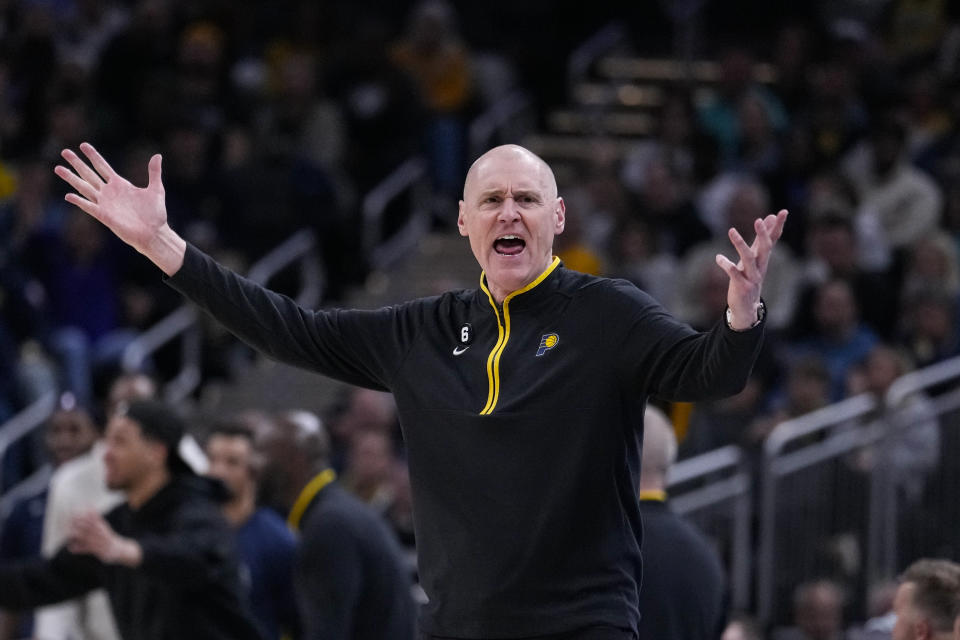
[0,392,57,489]
[763,393,877,458]
[757,392,877,623]
[122,305,199,373]
[468,90,533,159]
[568,20,628,88]
[120,229,324,402]
[886,353,960,407]
[668,444,752,609]
[361,156,430,271]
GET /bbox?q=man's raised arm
[54,142,186,276]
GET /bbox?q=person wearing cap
[0,399,264,640]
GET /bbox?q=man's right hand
[55,142,186,275]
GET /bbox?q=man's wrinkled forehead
[463,146,556,200]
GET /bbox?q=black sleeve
[0,548,103,609]
[606,281,764,401]
[294,517,363,640]
[166,244,425,390]
[129,504,238,589]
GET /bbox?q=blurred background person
[637,405,727,640]
[0,394,99,640]
[254,409,415,640]
[890,558,960,640]
[0,399,263,639]
[34,372,158,640]
[772,579,847,640]
[205,416,299,640]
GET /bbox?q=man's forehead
[465,146,553,195]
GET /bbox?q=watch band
[725,299,766,331]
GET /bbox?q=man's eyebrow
[476,188,543,200]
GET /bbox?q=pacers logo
[536,333,559,357]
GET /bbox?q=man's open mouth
[494,235,525,256]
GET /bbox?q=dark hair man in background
[205,418,299,640]
[0,399,264,640]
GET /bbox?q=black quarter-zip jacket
[0,475,264,640]
[168,247,764,638]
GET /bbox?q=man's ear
[554,197,566,234]
[457,200,468,237]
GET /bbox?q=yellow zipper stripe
[480,281,504,414]
[478,257,561,415]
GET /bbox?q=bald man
[636,406,727,640]
[56,142,787,639]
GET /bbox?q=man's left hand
[715,209,788,330]
[68,512,142,567]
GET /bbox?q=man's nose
[497,197,520,221]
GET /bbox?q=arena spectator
[0,395,99,640]
[772,579,847,640]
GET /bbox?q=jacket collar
[478,257,562,310]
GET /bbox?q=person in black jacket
[255,410,416,640]
[54,142,787,640]
[636,405,727,640]
[0,399,264,640]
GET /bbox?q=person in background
[891,558,960,640]
[204,418,299,640]
[636,405,727,640]
[721,613,765,640]
[0,399,264,639]
[34,372,157,640]
[252,409,415,640]
[0,395,99,640]
[773,579,847,640]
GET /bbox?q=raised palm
[55,143,168,256]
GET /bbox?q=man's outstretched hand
[715,209,788,330]
[55,142,186,275]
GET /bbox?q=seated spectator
[27,209,139,405]
[342,429,397,513]
[772,579,847,640]
[0,395,99,640]
[841,111,943,271]
[789,278,878,402]
[847,580,898,640]
[897,287,960,370]
[792,213,899,340]
[845,345,940,505]
[681,177,799,331]
[722,613,764,640]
